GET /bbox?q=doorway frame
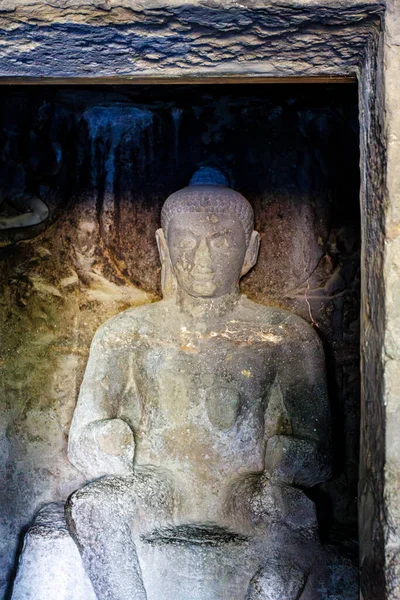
[0,1,392,597]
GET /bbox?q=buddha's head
[157,167,260,298]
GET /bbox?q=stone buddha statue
[13,166,355,600]
[61,167,335,600]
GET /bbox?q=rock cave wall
[0,83,360,598]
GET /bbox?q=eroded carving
[62,167,344,599]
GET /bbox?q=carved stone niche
[0,1,395,600]
[0,82,361,600]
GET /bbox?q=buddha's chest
[124,335,277,432]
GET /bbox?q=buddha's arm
[265,323,333,487]
[68,326,135,479]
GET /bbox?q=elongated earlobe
[241,231,261,277]
[156,228,177,298]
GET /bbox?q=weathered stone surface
[0,83,362,598]
[0,1,384,79]
[0,161,153,596]
[380,1,400,598]
[59,171,341,599]
[0,193,49,245]
[11,503,96,600]
[15,511,358,600]
[358,12,386,600]
[0,2,389,596]
[245,548,358,600]
[2,0,399,599]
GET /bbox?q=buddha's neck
[176,287,241,320]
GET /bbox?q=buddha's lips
[191,271,215,282]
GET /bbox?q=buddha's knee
[250,479,318,533]
[66,476,130,537]
[246,558,307,600]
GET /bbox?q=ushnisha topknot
[161,167,254,245]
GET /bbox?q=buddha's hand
[88,418,135,477]
[96,419,134,456]
[265,435,332,488]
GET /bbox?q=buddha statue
[61,167,335,600]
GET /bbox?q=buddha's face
[167,212,247,298]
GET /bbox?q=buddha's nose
[193,237,213,272]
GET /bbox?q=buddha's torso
[105,296,293,522]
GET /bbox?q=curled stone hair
[161,168,254,245]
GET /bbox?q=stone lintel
[0,0,384,79]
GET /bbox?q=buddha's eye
[210,236,229,249]
[180,238,197,250]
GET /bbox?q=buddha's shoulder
[237,296,319,344]
[92,299,174,345]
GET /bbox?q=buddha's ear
[241,230,260,277]
[156,228,177,298]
